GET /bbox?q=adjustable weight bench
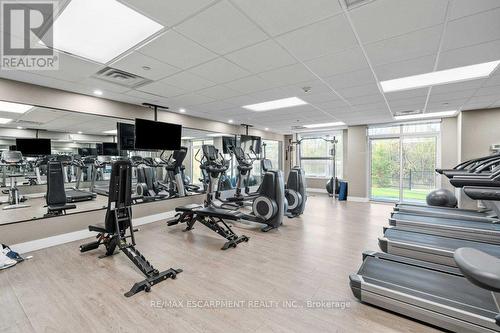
[80,160,182,297]
[167,204,249,250]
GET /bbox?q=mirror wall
[0,101,282,225]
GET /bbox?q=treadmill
[350,250,500,332]
[53,155,96,202]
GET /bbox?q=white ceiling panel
[276,14,357,61]
[138,30,217,69]
[196,85,243,100]
[430,79,487,94]
[429,89,478,103]
[462,95,499,109]
[231,0,342,36]
[258,63,317,87]
[324,69,377,90]
[110,51,181,80]
[168,93,216,106]
[437,39,500,70]
[427,99,468,112]
[225,39,297,73]
[29,52,102,83]
[388,96,427,108]
[485,73,500,87]
[193,100,235,113]
[223,75,275,94]
[189,57,250,83]
[374,55,435,81]
[120,0,215,26]
[349,0,448,43]
[449,0,500,20]
[474,85,500,97]
[347,94,386,106]
[336,83,381,98]
[305,47,369,78]
[79,77,131,93]
[136,81,186,97]
[301,92,343,104]
[442,8,500,51]
[175,1,267,54]
[159,71,215,91]
[385,88,429,102]
[364,25,442,66]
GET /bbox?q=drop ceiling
[1,0,499,133]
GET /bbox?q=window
[369,121,440,203]
[298,131,343,178]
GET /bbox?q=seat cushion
[175,204,203,212]
[193,206,242,220]
[47,204,76,212]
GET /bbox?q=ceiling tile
[79,77,131,93]
[231,0,342,36]
[258,63,316,86]
[485,73,500,87]
[304,47,368,77]
[430,79,487,94]
[385,88,429,102]
[427,99,468,112]
[474,85,500,97]
[196,85,243,100]
[336,83,381,98]
[189,57,250,83]
[110,51,181,80]
[462,95,498,109]
[374,55,435,81]
[324,69,376,89]
[442,8,500,51]
[225,39,296,73]
[159,71,215,91]
[276,14,357,61]
[364,25,442,66]
[175,0,267,54]
[169,93,216,106]
[437,39,500,70]
[223,75,274,94]
[29,52,102,83]
[349,0,448,43]
[138,30,217,69]
[193,100,235,113]
[429,89,477,102]
[301,92,342,104]
[136,81,187,97]
[449,0,500,20]
[347,94,386,106]
[120,0,215,26]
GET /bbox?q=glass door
[402,136,437,202]
[370,138,401,201]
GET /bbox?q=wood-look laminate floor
[0,194,442,333]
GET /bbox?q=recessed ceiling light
[265,128,269,131]
[49,0,164,63]
[77,131,83,134]
[181,136,194,140]
[228,119,234,123]
[380,60,500,93]
[394,110,458,121]
[93,90,103,96]
[16,126,23,129]
[0,101,33,113]
[142,66,151,71]
[103,129,117,134]
[179,108,186,113]
[243,97,308,112]
[303,122,345,128]
[0,118,13,124]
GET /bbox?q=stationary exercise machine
[1,151,30,210]
[53,155,96,202]
[80,160,182,296]
[44,161,76,217]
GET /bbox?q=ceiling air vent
[344,0,376,10]
[394,110,421,117]
[291,125,306,130]
[92,67,151,88]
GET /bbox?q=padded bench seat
[193,206,242,220]
[47,203,76,213]
[88,223,107,233]
[175,204,203,212]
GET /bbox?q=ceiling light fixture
[103,129,117,134]
[380,60,500,93]
[49,0,164,63]
[243,97,308,112]
[179,108,186,113]
[303,121,345,128]
[228,119,234,123]
[0,118,13,124]
[16,126,23,129]
[181,136,194,140]
[265,128,269,131]
[77,131,83,134]
[394,110,458,121]
[0,101,33,113]
[207,133,226,137]
[93,90,103,96]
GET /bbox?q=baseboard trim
[11,211,176,254]
[347,196,369,202]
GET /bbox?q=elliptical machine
[261,158,306,218]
